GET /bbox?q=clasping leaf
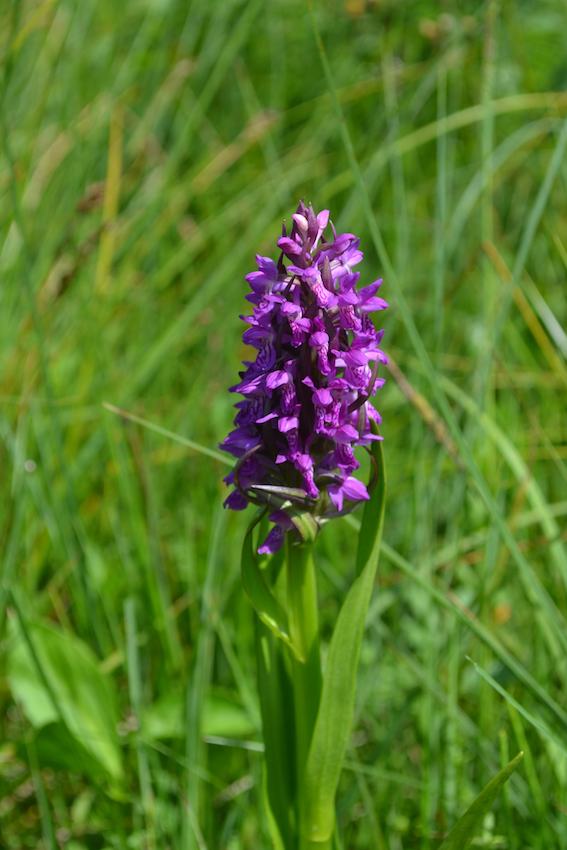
[241,513,304,661]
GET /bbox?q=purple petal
[277,237,302,256]
[245,271,271,292]
[219,427,260,456]
[338,288,359,306]
[360,296,388,313]
[258,525,285,555]
[231,374,265,394]
[224,490,248,511]
[278,416,298,433]
[280,301,301,317]
[341,476,370,502]
[309,331,329,348]
[266,370,290,390]
[359,278,382,299]
[255,255,277,276]
[335,424,359,442]
[344,349,368,367]
[269,510,294,529]
[328,484,344,512]
[313,387,333,406]
[292,213,308,233]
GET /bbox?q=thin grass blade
[438,752,524,850]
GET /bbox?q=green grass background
[1,0,567,847]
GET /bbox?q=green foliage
[256,619,296,850]
[142,690,256,741]
[439,752,524,850]
[7,618,122,783]
[1,0,567,847]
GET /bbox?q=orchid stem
[285,537,323,848]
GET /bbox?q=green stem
[285,537,323,848]
[304,839,332,850]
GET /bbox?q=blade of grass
[103,403,231,466]
[361,531,567,728]
[125,597,156,849]
[184,505,226,850]
[438,751,524,850]
[468,657,567,755]
[441,374,567,596]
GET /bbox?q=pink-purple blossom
[220,202,387,553]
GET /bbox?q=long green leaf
[256,619,296,850]
[303,435,385,843]
[438,752,524,850]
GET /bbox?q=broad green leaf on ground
[7,619,123,782]
[142,690,256,740]
[303,433,385,843]
[34,722,109,778]
[439,752,524,850]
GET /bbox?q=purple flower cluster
[220,202,387,554]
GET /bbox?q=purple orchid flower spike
[220,201,388,554]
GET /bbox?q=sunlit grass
[1,1,567,847]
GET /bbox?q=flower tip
[292,213,308,233]
[343,476,370,501]
[277,236,302,256]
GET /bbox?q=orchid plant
[221,203,387,848]
[220,203,521,849]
